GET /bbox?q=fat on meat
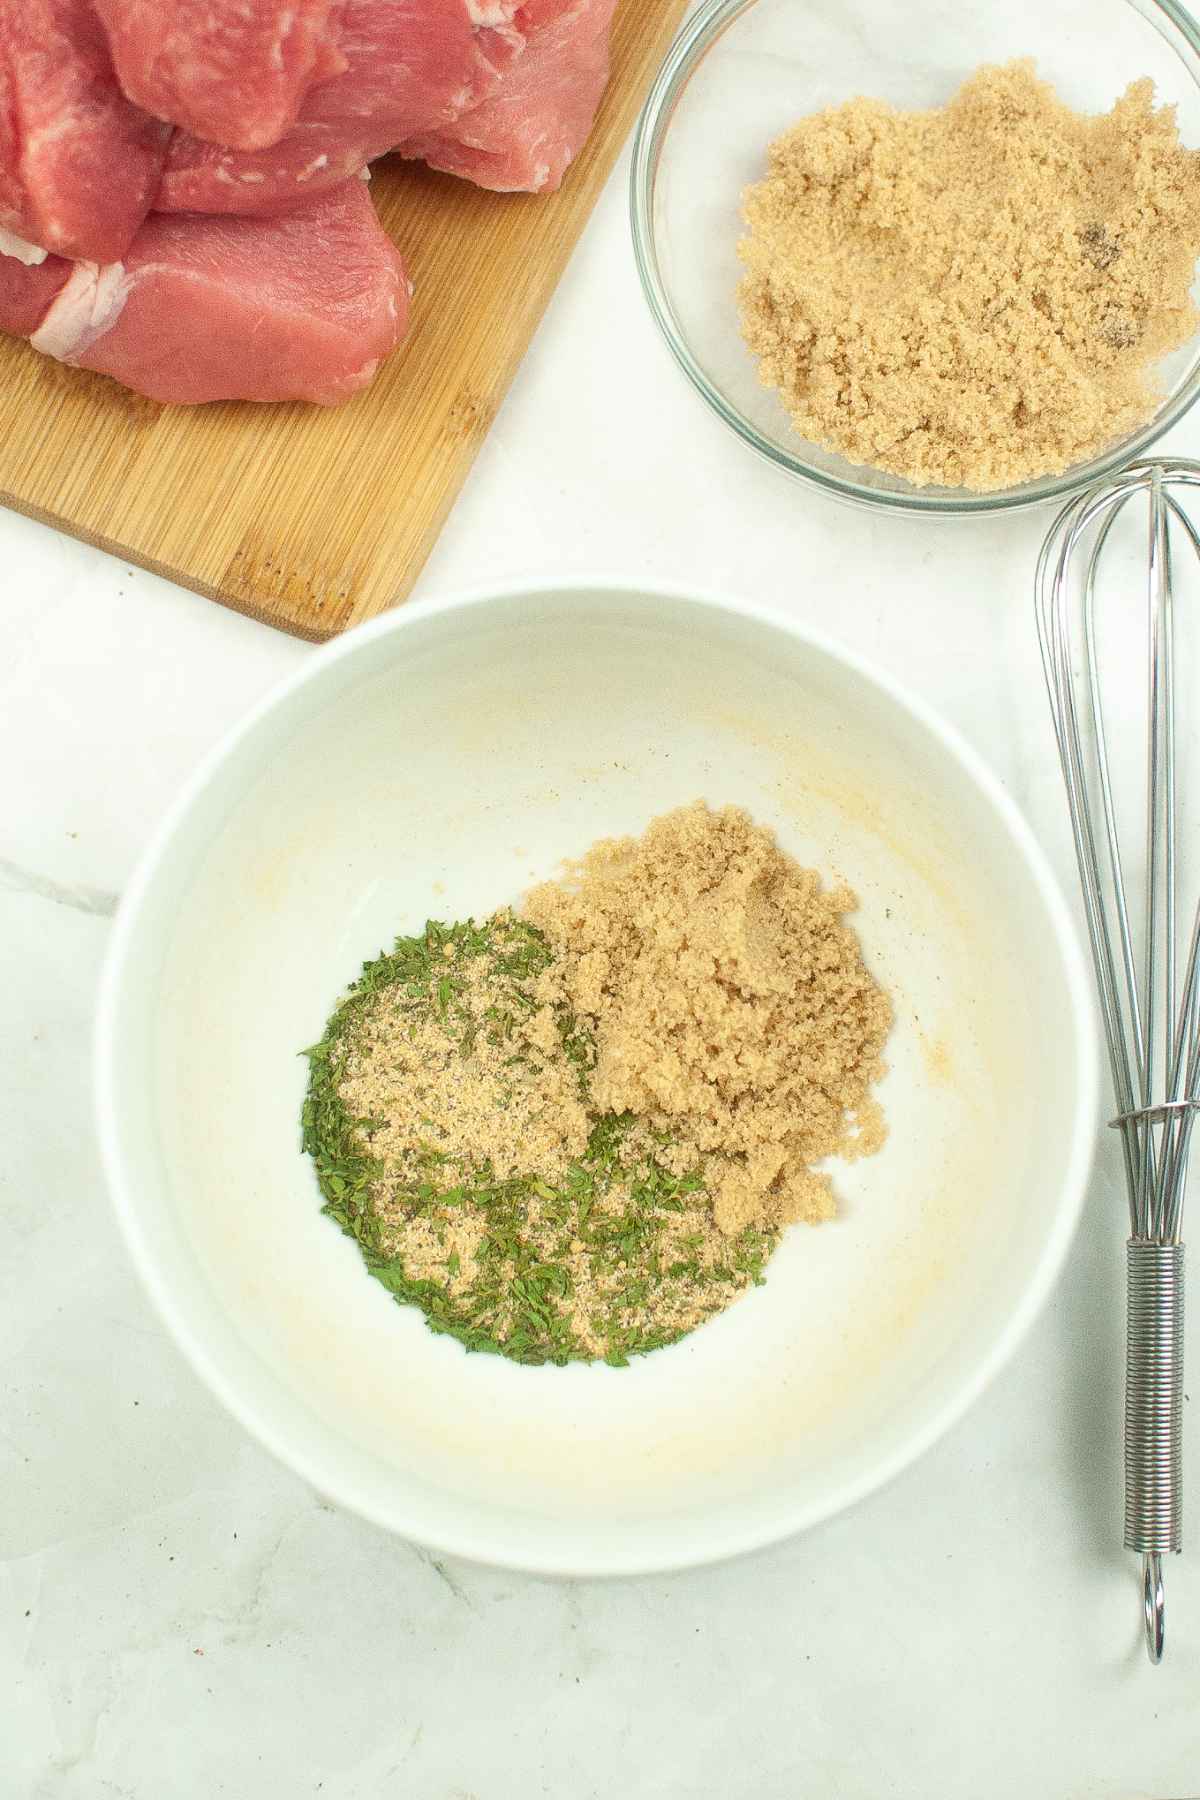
[0,0,168,264]
[92,0,346,152]
[2,180,410,405]
[402,0,617,193]
[156,0,527,217]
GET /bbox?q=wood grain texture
[0,0,685,640]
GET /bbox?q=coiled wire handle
[1125,1240,1185,1663]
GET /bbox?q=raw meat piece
[78,184,408,402]
[402,0,616,192]
[92,0,345,152]
[516,0,581,25]
[0,0,169,263]
[156,122,389,219]
[0,246,69,335]
[302,0,524,133]
[156,0,528,217]
[3,182,409,405]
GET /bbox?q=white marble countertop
[3,134,1199,1798]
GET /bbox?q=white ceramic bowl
[97,583,1098,1575]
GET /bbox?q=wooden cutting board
[0,0,686,640]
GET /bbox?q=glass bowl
[631,0,1200,516]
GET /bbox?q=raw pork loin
[157,121,387,219]
[92,0,347,150]
[0,246,73,335]
[0,0,168,264]
[301,0,525,133]
[157,0,530,217]
[2,181,408,404]
[0,0,620,406]
[404,0,618,193]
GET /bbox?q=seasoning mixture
[737,62,1200,491]
[302,803,891,1366]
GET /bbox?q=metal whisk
[1036,459,1200,1665]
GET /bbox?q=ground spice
[737,62,1200,491]
[301,804,890,1366]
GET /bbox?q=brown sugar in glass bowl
[631,0,1200,516]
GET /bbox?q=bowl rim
[630,0,1200,518]
[95,578,1101,1576]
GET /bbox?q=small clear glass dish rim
[629,0,1200,518]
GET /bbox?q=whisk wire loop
[1035,459,1200,1664]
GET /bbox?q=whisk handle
[1124,1240,1185,1663]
